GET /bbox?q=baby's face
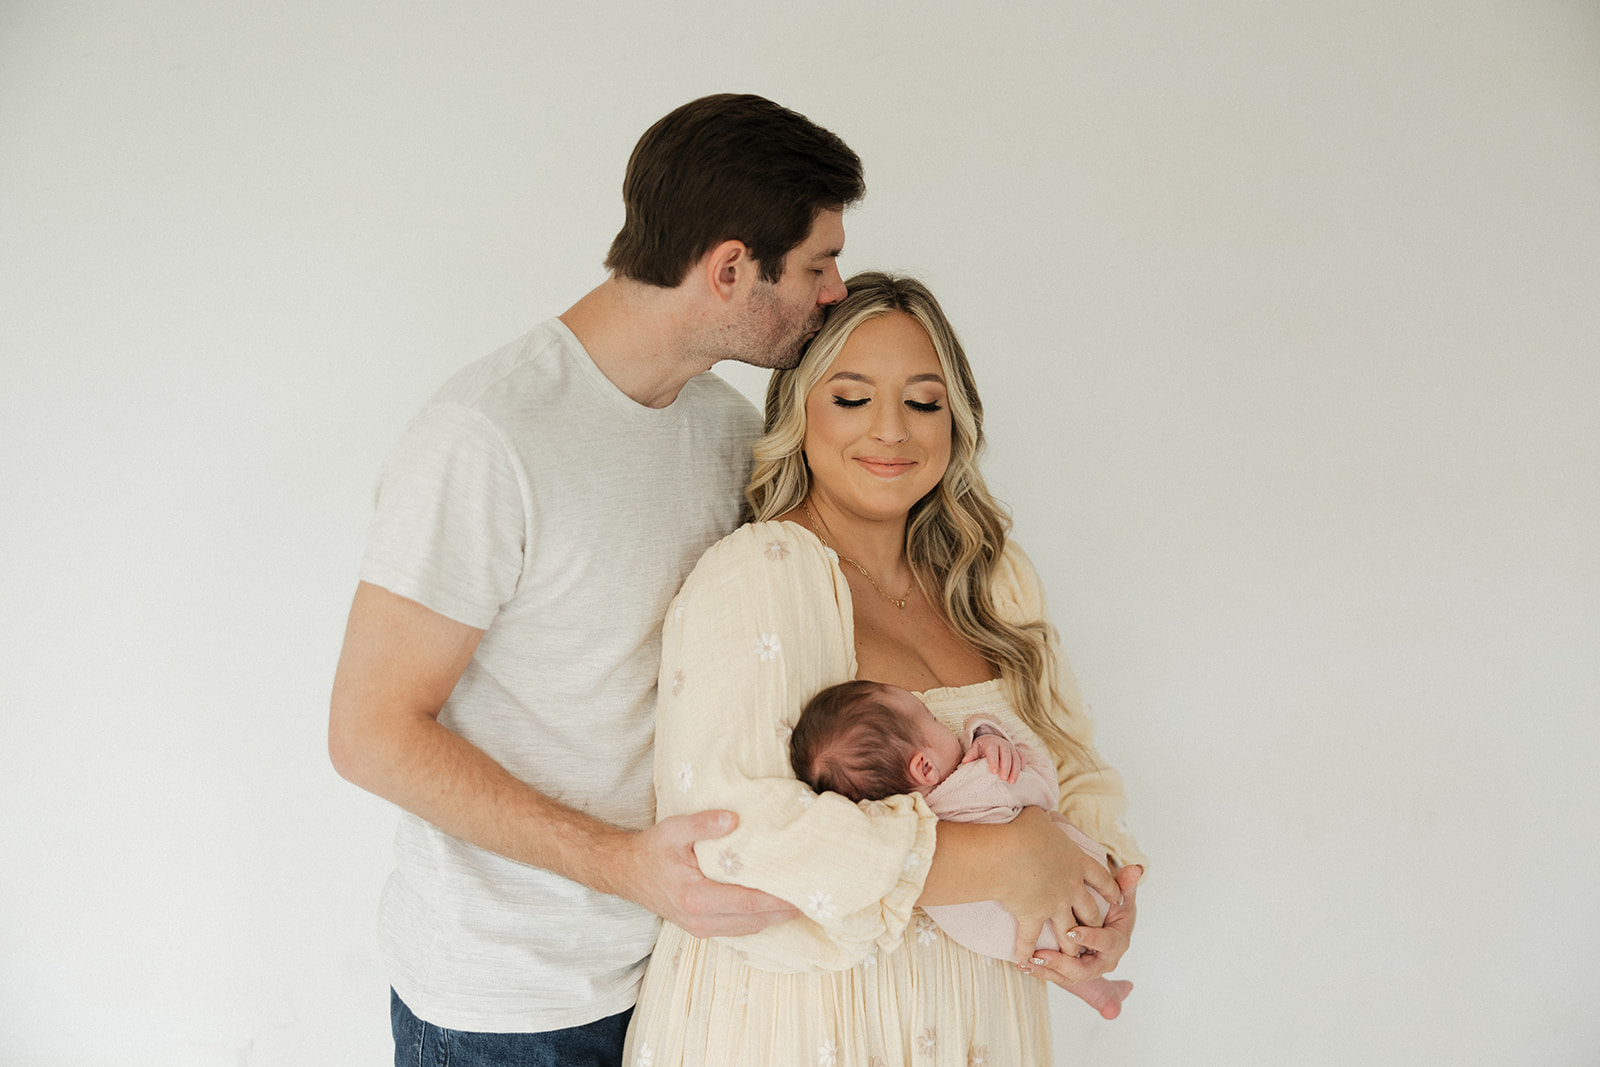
[880,684,964,785]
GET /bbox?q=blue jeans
[391,990,633,1067]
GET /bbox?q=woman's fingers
[1062,864,1141,967]
[1084,861,1122,910]
[1019,946,1111,987]
[1062,921,1124,959]
[1011,917,1048,965]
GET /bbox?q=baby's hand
[963,733,1021,783]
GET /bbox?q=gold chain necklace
[801,499,914,609]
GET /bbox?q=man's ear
[700,238,753,302]
[909,750,940,788]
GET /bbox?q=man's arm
[327,580,798,937]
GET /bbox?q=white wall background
[3,2,1597,1064]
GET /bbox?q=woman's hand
[1019,863,1143,987]
[986,807,1124,962]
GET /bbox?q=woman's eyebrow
[824,371,947,385]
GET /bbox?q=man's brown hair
[604,94,864,287]
[790,680,922,802]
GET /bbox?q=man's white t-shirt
[358,319,760,1032]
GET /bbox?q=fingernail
[716,812,734,830]
[1030,957,1046,966]
[1065,930,1080,941]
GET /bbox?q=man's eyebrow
[813,247,843,261]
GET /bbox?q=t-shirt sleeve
[993,542,1149,871]
[357,404,528,629]
[653,525,939,973]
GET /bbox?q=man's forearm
[330,705,642,897]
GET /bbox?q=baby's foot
[1067,977,1134,1020]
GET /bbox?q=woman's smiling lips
[853,456,917,478]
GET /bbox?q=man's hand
[331,583,797,937]
[1020,863,1143,988]
[620,810,801,938]
[963,733,1021,783]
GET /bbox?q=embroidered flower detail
[765,540,791,561]
[915,913,939,945]
[969,1046,990,1066]
[861,799,891,816]
[755,632,782,661]
[671,669,686,697]
[808,891,837,919]
[672,599,685,623]
[776,722,793,744]
[671,947,683,969]
[862,950,878,969]
[1115,817,1131,836]
[917,1028,937,1055]
[730,948,750,965]
[719,849,743,877]
[818,1038,838,1067]
[677,762,694,792]
[903,850,923,873]
[824,547,839,562]
[636,1045,653,1067]
[798,788,816,809]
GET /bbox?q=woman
[625,273,1146,1065]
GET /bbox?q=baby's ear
[908,750,939,788]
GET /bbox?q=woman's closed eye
[829,395,944,412]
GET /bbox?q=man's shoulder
[678,370,762,429]
[425,320,570,413]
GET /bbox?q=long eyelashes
[829,395,944,413]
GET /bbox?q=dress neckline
[770,519,1003,695]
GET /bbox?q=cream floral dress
[624,522,1144,1066]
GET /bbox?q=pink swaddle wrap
[920,716,1110,958]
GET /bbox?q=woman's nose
[872,409,909,444]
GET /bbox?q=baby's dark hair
[790,680,922,802]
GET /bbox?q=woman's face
[803,311,953,526]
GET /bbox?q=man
[328,94,864,1065]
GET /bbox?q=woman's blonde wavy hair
[744,271,1087,767]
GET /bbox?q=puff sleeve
[652,523,940,973]
[990,543,1149,871]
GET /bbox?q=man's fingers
[689,880,797,918]
[659,809,737,850]
[678,882,800,938]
